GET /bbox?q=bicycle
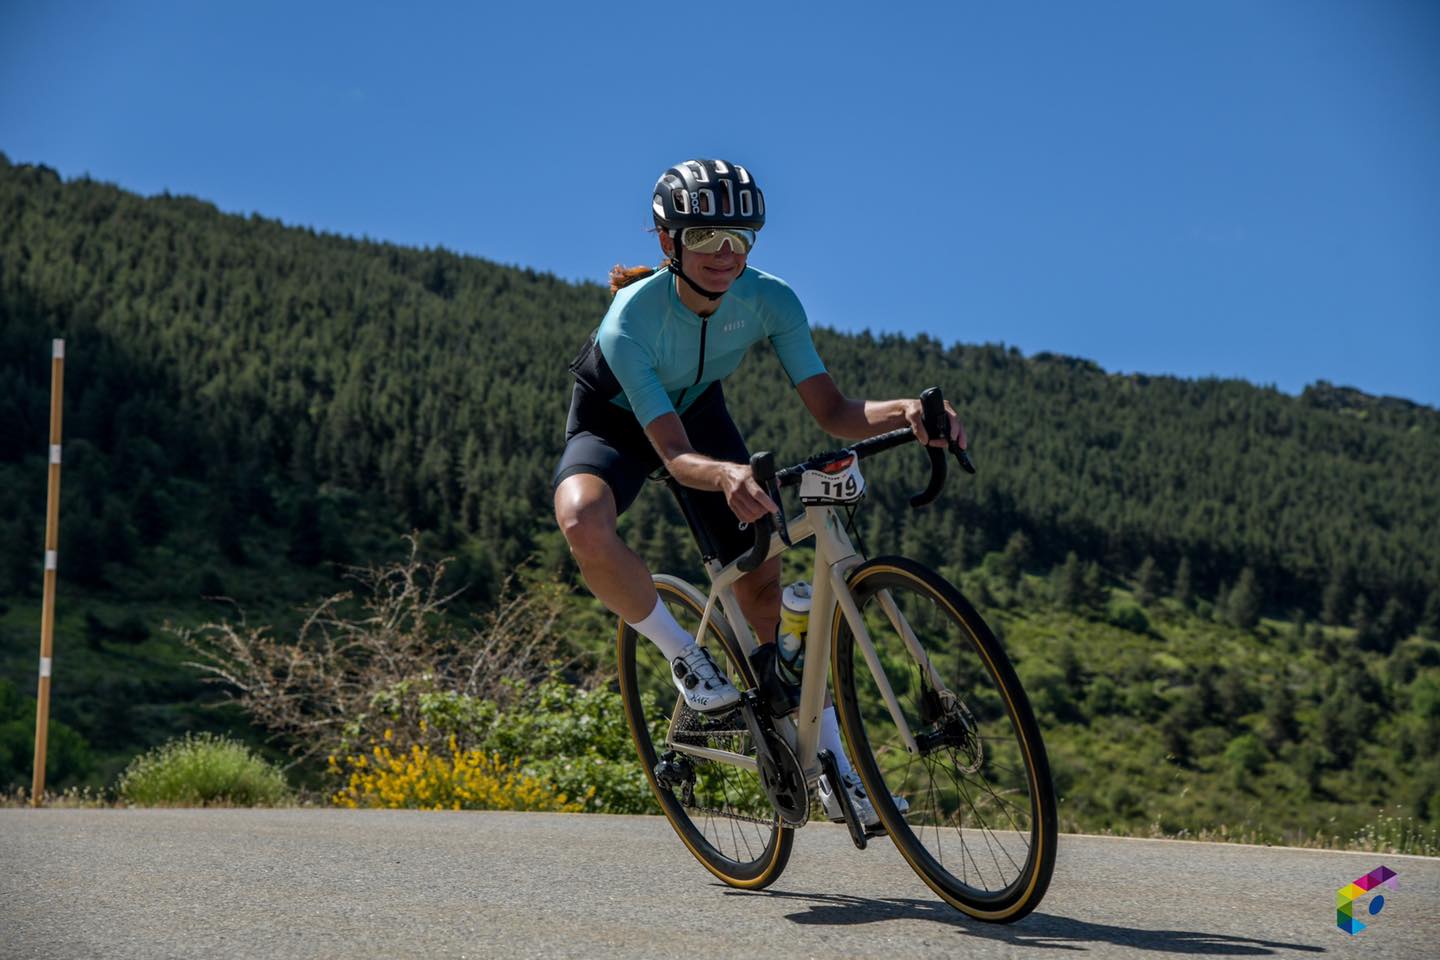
[616,387,1058,922]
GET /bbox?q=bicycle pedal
[817,750,868,851]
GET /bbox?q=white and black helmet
[652,159,765,231]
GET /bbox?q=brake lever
[908,388,949,508]
[738,451,788,572]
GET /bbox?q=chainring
[757,725,809,826]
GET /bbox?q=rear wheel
[832,557,1056,921]
[617,574,792,889]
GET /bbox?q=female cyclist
[552,158,965,825]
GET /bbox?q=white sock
[819,706,855,778]
[630,596,695,661]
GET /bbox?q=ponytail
[610,221,675,296]
[609,263,665,296]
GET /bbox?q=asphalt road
[1,809,1436,959]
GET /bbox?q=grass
[115,732,292,807]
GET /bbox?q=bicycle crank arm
[739,692,809,826]
[818,750,868,850]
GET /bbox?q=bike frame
[668,498,948,789]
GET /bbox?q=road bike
[616,388,1057,921]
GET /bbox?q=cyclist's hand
[719,462,779,523]
[901,398,968,449]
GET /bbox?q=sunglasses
[679,226,756,255]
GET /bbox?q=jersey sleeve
[761,276,827,387]
[598,328,676,427]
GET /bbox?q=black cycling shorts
[552,380,754,565]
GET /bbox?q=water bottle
[778,581,812,681]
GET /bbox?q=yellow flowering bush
[330,730,587,812]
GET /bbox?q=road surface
[1,809,1436,959]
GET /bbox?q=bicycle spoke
[833,559,1055,918]
[619,576,791,886]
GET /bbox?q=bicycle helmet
[652,158,765,301]
[652,159,766,231]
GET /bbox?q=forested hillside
[2,155,1438,836]
[3,153,1435,617]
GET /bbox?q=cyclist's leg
[553,416,741,710]
[680,384,782,644]
[733,556,781,646]
[552,472,656,624]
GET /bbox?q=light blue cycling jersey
[590,266,827,427]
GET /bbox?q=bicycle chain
[671,707,750,745]
[678,804,778,827]
[669,706,777,826]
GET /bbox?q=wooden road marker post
[32,338,65,806]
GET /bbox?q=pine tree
[1083,561,1108,609]
[1262,682,1299,749]
[1375,596,1412,652]
[1422,589,1440,642]
[1173,556,1193,609]
[1351,594,1376,651]
[1322,569,1350,626]
[999,530,1031,586]
[1134,555,1158,607]
[1226,566,1262,630]
[1055,552,1084,611]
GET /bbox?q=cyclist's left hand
[901,398,967,449]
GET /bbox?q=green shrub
[1223,733,1269,784]
[1107,601,1151,635]
[362,677,659,815]
[1086,675,1122,716]
[1,679,96,791]
[473,679,658,815]
[116,733,291,807]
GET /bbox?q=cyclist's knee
[554,476,619,560]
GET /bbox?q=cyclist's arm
[644,414,777,523]
[796,373,967,448]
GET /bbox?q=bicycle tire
[617,574,793,889]
[831,556,1057,921]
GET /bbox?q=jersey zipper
[675,316,709,413]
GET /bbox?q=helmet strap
[668,236,725,302]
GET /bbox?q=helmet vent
[652,158,764,231]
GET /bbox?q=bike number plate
[799,453,866,504]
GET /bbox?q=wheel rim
[838,566,1050,907]
[623,582,786,876]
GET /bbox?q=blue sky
[2,0,1437,406]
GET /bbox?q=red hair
[609,263,664,296]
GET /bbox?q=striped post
[32,339,65,806]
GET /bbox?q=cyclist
[553,158,965,825]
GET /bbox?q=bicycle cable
[844,503,870,558]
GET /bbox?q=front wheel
[831,557,1057,921]
[617,574,792,889]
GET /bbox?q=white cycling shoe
[670,644,741,713]
[818,771,910,828]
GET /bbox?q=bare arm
[796,373,967,447]
[644,413,777,523]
